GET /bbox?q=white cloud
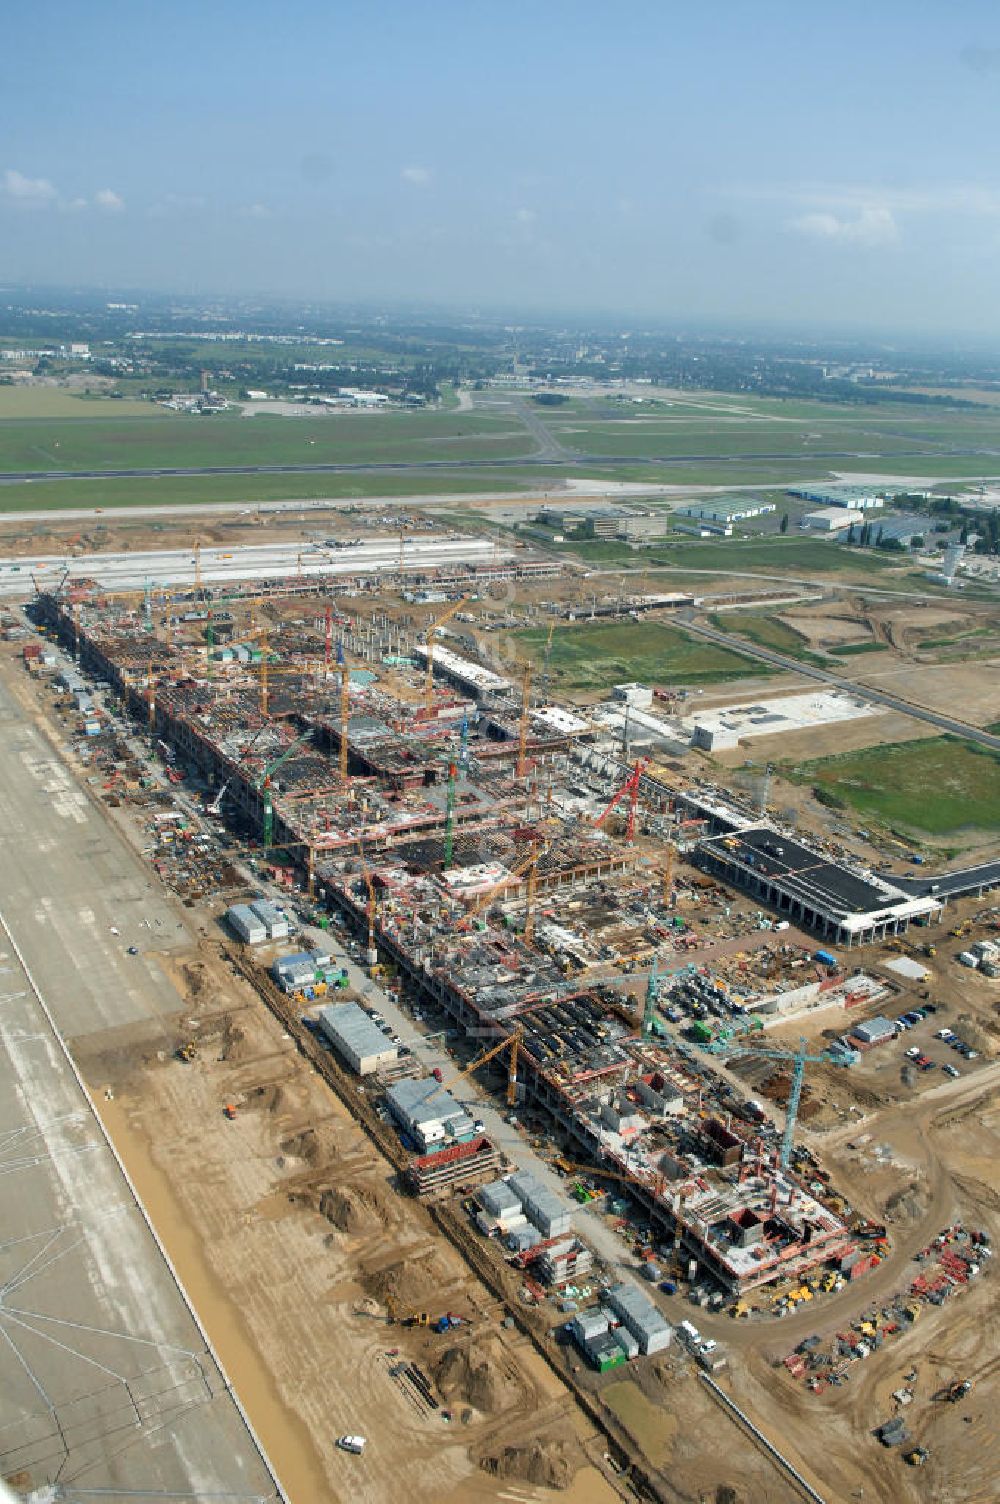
[514,207,536,225]
[401,165,431,187]
[95,187,124,213]
[240,201,271,219]
[788,206,898,246]
[2,168,58,206]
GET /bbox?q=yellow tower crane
[427,1027,525,1108]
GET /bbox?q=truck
[336,1435,366,1455]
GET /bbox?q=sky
[4,2,1000,335]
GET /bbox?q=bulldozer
[175,1040,197,1063]
[904,1447,929,1467]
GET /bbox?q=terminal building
[694,827,940,946]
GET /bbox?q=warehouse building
[272,948,333,992]
[248,898,290,940]
[801,507,864,532]
[604,1281,672,1355]
[788,483,885,511]
[318,1002,400,1075]
[225,903,267,945]
[677,496,776,524]
[506,1170,572,1239]
[412,643,513,701]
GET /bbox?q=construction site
[3,526,999,1504]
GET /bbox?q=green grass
[707,611,827,665]
[0,466,558,512]
[0,386,166,419]
[512,619,769,690]
[0,409,536,474]
[645,537,895,575]
[787,737,1000,835]
[828,640,886,656]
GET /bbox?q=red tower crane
[594,757,651,845]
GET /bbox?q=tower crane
[467,838,546,917]
[256,730,314,846]
[443,760,458,869]
[423,596,467,711]
[355,842,378,959]
[426,1027,524,1108]
[594,757,651,846]
[336,640,350,786]
[642,956,661,1039]
[742,1036,846,1170]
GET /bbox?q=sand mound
[480,1439,574,1490]
[884,1181,928,1224]
[361,1248,452,1309]
[220,1017,252,1062]
[318,1184,388,1235]
[282,1128,322,1162]
[433,1342,526,1415]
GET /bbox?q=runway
[0,670,282,1498]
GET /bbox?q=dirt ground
[81,944,620,1504]
[716,1080,1000,1504]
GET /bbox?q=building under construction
[33,584,862,1298]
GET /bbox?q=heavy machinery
[555,1157,668,1201]
[904,1447,929,1467]
[595,757,651,846]
[642,956,661,1039]
[946,1378,973,1402]
[423,596,467,711]
[386,1299,429,1327]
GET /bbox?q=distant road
[680,616,1000,752]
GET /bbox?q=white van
[337,1435,366,1455]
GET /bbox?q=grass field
[0,386,167,419]
[512,619,768,690]
[0,466,559,512]
[787,737,1000,835]
[707,612,827,665]
[0,408,536,474]
[827,640,886,656]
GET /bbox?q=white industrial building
[604,1281,672,1355]
[801,507,865,532]
[686,691,879,751]
[248,897,290,940]
[788,484,885,511]
[318,1002,399,1075]
[226,903,267,945]
[677,497,776,524]
[612,682,654,709]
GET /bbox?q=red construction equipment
[594,757,651,845]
